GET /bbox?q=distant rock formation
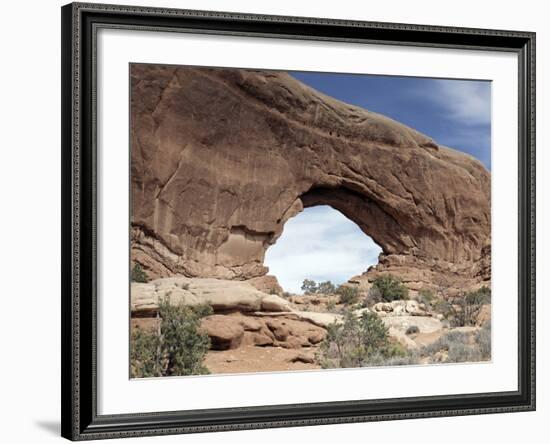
[130,65,491,291]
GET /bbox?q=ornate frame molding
[61,3,535,440]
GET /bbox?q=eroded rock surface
[131,277,291,316]
[131,65,491,290]
[132,278,328,352]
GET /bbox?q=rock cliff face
[130,65,491,291]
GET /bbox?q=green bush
[406,325,420,335]
[362,286,383,307]
[422,326,490,364]
[366,349,420,367]
[432,298,455,318]
[420,288,483,328]
[317,309,408,368]
[130,328,162,378]
[301,279,317,295]
[317,281,336,295]
[372,275,408,302]
[336,285,360,305]
[448,287,491,327]
[475,321,491,360]
[300,279,336,295]
[418,288,435,308]
[130,299,213,378]
[131,263,149,283]
[423,330,469,363]
[465,286,491,305]
[445,342,482,363]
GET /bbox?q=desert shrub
[418,288,435,308]
[317,281,337,295]
[475,321,491,360]
[431,298,455,319]
[282,291,291,298]
[423,330,467,356]
[367,349,420,367]
[317,310,407,368]
[326,298,337,312]
[372,275,408,302]
[130,299,213,378]
[362,286,383,307]
[159,301,212,376]
[131,263,149,283]
[130,328,161,378]
[447,341,482,363]
[467,286,491,305]
[300,279,337,295]
[301,279,317,295]
[336,285,360,305]
[448,287,491,327]
[406,325,420,335]
[422,330,487,364]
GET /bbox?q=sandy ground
[204,345,321,374]
[411,330,445,347]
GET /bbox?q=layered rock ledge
[131,277,339,352]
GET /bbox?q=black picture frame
[61,2,536,440]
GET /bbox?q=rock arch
[130,65,491,292]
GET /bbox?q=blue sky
[291,72,491,170]
[264,72,491,294]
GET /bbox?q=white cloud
[264,206,382,294]
[431,79,492,126]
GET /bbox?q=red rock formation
[130,65,491,290]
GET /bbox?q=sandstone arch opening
[265,205,382,294]
[130,65,491,294]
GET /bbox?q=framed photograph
[61,2,536,440]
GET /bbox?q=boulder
[246,275,283,295]
[200,315,244,350]
[292,311,343,329]
[307,330,326,344]
[382,315,443,335]
[131,277,291,315]
[200,312,327,350]
[266,319,290,341]
[278,336,304,349]
[371,300,428,317]
[260,294,292,312]
[236,315,264,332]
[263,316,327,347]
[289,353,316,364]
[243,332,274,347]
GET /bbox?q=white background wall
[0,0,546,442]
